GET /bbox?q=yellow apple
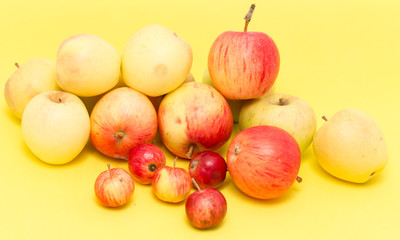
[239,93,316,152]
[313,108,388,183]
[4,58,60,119]
[21,91,90,164]
[122,24,193,97]
[55,33,120,97]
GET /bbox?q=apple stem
[191,178,202,192]
[173,156,178,168]
[113,131,125,139]
[296,176,303,183]
[244,4,256,32]
[186,144,194,159]
[107,163,112,178]
[15,63,20,68]
[322,116,328,121]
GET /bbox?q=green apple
[313,108,388,183]
[21,91,90,164]
[4,58,60,119]
[122,24,193,97]
[239,93,316,152]
[55,34,120,97]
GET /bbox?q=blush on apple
[208,4,279,100]
[188,151,227,189]
[94,164,135,207]
[128,144,166,184]
[185,179,227,229]
[227,125,301,199]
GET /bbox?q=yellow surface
[1,0,400,239]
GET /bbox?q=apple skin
[128,144,166,184]
[152,165,192,203]
[94,165,135,207]
[189,151,227,189]
[313,108,388,183]
[122,24,193,97]
[208,31,279,100]
[227,125,301,199]
[185,188,227,229]
[4,58,60,119]
[239,92,316,152]
[56,33,120,97]
[158,82,233,159]
[90,87,158,159]
[21,91,90,164]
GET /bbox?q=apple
[21,91,90,164]
[56,33,120,97]
[208,4,279,100]
[185,179,227,229]
[122,24,193,97]
[239,92,316,152]
[90,87,158,159]
[152,157,192,203]
[313,109,388,183]
[227,125,301,199]
[4,58,60,119]
[128,144,166,184]
[94,164,135,207]
[189,151,227,189]
[158,82,233,159]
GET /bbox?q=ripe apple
[313,109,388,183]
[208,4,279,99]
[90,87,158,159]
[94,164,135,207]
[21,91,90,164]
[158,82,233,159]
[189,151,227,189]
[122,24,193,97]
[128,144,166,184]
[185,179,227,229]
[56,33,120,97]
[152,157,192,203]
[239,92,316,152]
[227,125,301,199]
[4,58,60,119]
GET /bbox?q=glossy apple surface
[158,82,233,159]
[21,91,90,165]
[90,87,158,159]
[152,163,192,203]
[94,164,135,207]
[189,151,227,189]
[185,187,227,229]
[4,58,60,119]
[56,33,120,97]
[239,92,316,152]
[227,125,301,199]
[122,24,193,97]
[128,144,166,184]
[313,108,388,183]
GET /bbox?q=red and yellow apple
[158,82,233,159]
[208,4,279,100]
[227,125,301,199]
[90,87,158,159]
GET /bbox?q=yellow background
[1,0,400,239]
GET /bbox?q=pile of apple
[4,4,388,229]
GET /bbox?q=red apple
[94,164,135,207]
[208,4,279,100]
[128,144,166,184]
[188,151,227,189]
[152,157,192,203]
[227,125,301,199]
[185,179,227,229]
[158,82,233,159]
[90,87,158,159]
